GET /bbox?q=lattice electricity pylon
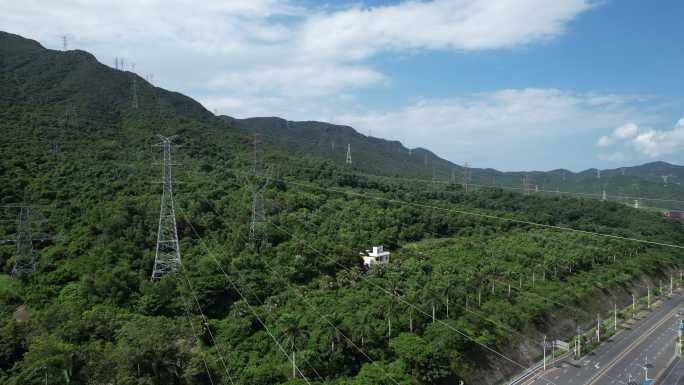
[1,201,51,277]
[151,135,182,280]
[248,134,269,248]
[11,206,35,276]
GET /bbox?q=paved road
[660,358,684,385]
[526,293,684,385]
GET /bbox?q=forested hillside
[226,116,684,209]
[1,31,684,385]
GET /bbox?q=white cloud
[598,152,625,162]
[0,0,596,116]
[330,88,650,169]
[631,118,684,157]
[597,122,638,147]
[594,119,684,159]
[300,0,594,58]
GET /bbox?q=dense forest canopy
[1,31,683,385]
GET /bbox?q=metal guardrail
[504,352,570,385]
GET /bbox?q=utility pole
[543,335,547,371]
[345,144,352,165]
[575,326,582,358]
[596,314,601,343]
[678,319,684,357]
[614,303,617,330]
[647,286,651,309]
[633,293,636,318]
[151,135,182,280]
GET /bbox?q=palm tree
[355,309,375,347]
[321,312,343,354]
[404,285,420,332]
[422,283,441,324]
[278,313,305,378]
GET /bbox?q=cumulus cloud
[330,88,650,169]
[595,119,684,159]
[598,152,625,162]
[597,122,638,147]
[0,0,596,115]
[631,118,684,157]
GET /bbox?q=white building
[361,245,390,268]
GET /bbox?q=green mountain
[2,31,684,385]
[226,116,684,209]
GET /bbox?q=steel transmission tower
[2,194,52,277]
[11,206,36,277]
[249,134,268,247]
[346,144,352,165]
[462,162,471,192]
[151,135,182,280]
[132,79,139,109]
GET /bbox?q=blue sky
[1,0,682,171]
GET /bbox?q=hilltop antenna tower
[346,144,352,165]
[151,135,182,280]
[249,134,268,248]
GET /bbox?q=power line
[237,171,684,250]
[197,196,403,385]
[263,219,561,385]
[176,204,314,385]
[178,272,236,385]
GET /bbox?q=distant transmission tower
[62,35,68,51]
[597,169,601,179]
[11,205,36,277]
[151,135,182,280]
[346,144,352,165]
[462,162,471,193]
[522,175,532,195]
[2,194,51,277]
[52,142,60,160]
[249,134,268,248]
[132,79,139,109]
